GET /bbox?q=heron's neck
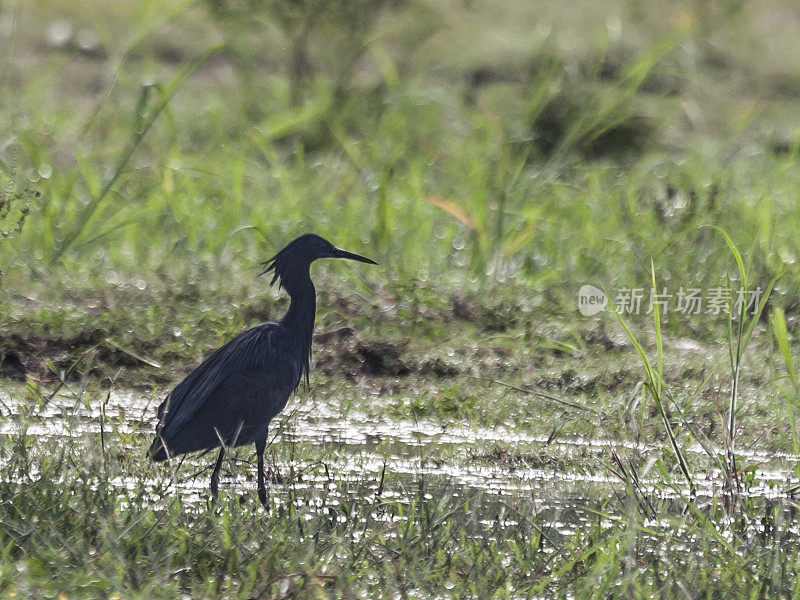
[281,277,316,334]
[281,276,315,384]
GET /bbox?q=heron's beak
[333,248,377,265]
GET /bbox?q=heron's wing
[156,323,299,435]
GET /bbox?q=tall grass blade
[50,45,223,264]
[424,196,482,237]
[707,225,786,506]
[607,289,695,497]
[772,306,799,392]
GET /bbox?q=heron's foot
[258,484,269,509]
[268,467,284,484]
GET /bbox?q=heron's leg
[255,437,268,508]
[210,446,225,499]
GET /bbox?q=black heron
[148,233,377,506]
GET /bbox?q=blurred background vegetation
[2,0,800,353]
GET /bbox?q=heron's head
[261,233,377,289]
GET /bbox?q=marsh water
[2,381,800,545]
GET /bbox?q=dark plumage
[149,233,376,505]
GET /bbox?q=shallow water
[0,385,800,552]
[2,384,797,495]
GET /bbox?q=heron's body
[148,233,375,505]
[150,321,305,459]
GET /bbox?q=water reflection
[1,384,799,544]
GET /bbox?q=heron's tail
[149,394,173,461]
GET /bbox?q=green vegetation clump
[0,164,35,261]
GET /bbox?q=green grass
[3,372,800,598]
[4,0,800,596]
[2,1,800,300]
